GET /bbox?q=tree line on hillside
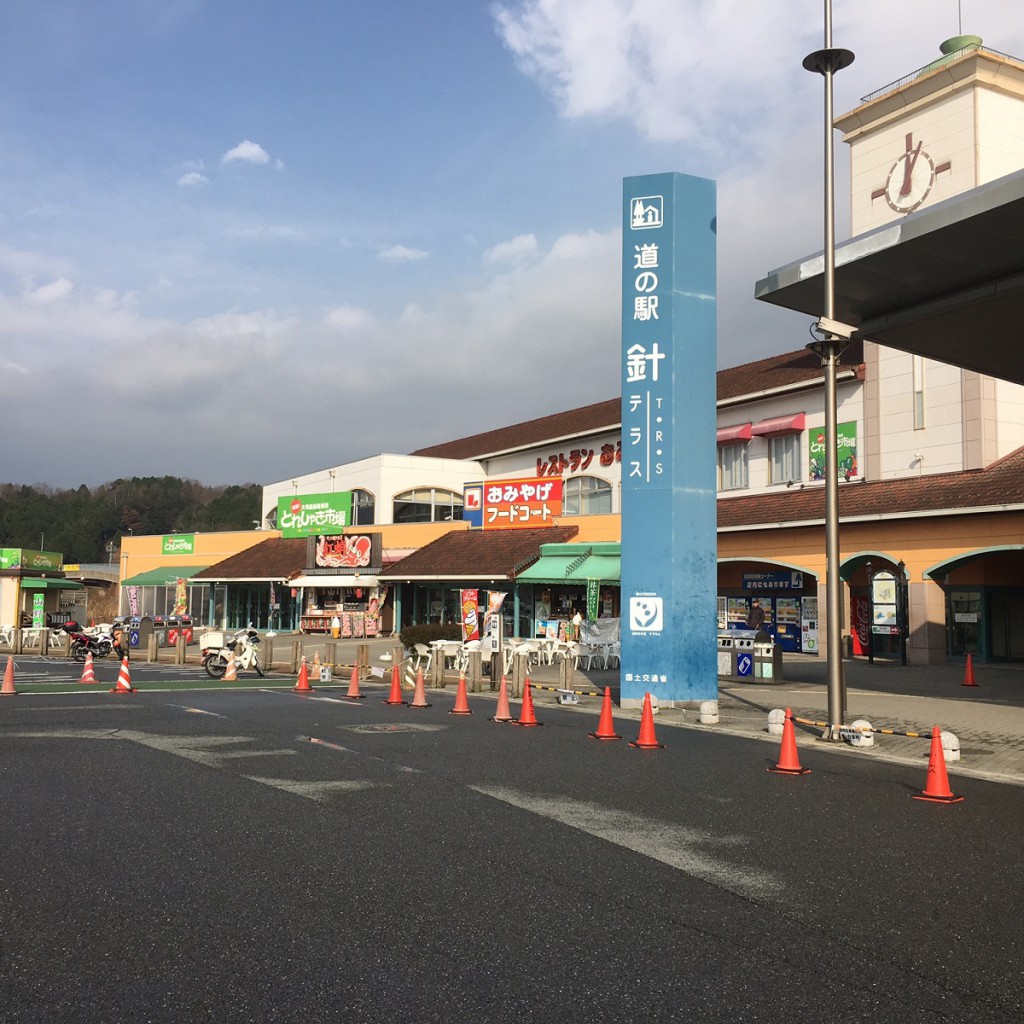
[0,477,262,564]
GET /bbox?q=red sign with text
[483,477,563,529]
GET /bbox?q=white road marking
[243,777,378,801]
[470,785,783,903]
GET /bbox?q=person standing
[746,598,765,631]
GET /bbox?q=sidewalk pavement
[518,652,1024,788]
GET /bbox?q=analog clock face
[884,147,935,213]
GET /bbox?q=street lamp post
[803,1,855,740]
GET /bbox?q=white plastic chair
[604,641,620,668]
[411,643,432,674]
[457,639,481,673]
[575,643,602,670]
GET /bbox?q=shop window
[563,476,612,516]
[352,489,375,525]
[718,442,748,491]
[393,487,464,523]
[769,435,800,485]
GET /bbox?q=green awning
[19,577,85,590]
[516,543,621,584]
[121,565,209,587]
[565,554,620,583]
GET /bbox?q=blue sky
[1,0,1020,487]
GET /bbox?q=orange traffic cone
[383,663,406,705]
[344,663,365,699]
[767,707,809,775]
[589,687,622,740]
[912,726,964,803]
[223,651,237,681]
[962,653,978,687]
[1,656,17,696]
[313,651,321,672]
[294,655,315,693]
[512,678,542,727]
[110,657,136,695]
[629,693,664,748]
[449,672,472,715]
[491,675,513,722]
[410,668,432,708]
[79,652,98,685]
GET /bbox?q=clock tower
[837,35,1024,235]
[836,36,1024,479]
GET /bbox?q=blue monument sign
[620,172,717,705]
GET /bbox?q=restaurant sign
[278,492,352,537]
[162,534,195,555]
[313,533,380,570]
[482,477,562,530]
[0,548,63,571]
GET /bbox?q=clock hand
[900,141,923,197]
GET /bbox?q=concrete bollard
[844,719,874,747]
[767,708,786,736]
[941,730,961,762]
[699,700,719,724]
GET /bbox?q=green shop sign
[278,492,352,538]
[162,534,196,555]
[809,421,858,481]
[0,548,63,571]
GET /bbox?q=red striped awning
[750,413,806,437]
[716,423,752,445]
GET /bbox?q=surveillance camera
[815,316,857,340]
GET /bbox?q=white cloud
[323,305,375,333]
[484,233,539,266]
[221,140,271,165]
[176,171,209,187]
[26,278,74,304]
[377,244,430,263]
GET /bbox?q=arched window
[351,489,375,525]
[562,476,612,516]
[393,487,464,523]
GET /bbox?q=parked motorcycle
[201,627,263,678]
[61,621,114,662]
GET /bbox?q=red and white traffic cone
[223,651,237,681]
[79,652,98,685]
[344,663,365,699]
[491,675,513,722]
[110,657,136,695]
[410,668,431,708]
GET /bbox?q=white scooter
[201,627,264,678]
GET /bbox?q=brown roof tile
[193,538,308,580]
[381,526,579,580]
[410,344,864,460]
[718,444,1024,528]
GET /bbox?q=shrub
[398,623,462,652]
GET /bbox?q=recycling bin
[125,616,154,650]
[717,633,735,677]
[730,629,763,679]
[754,640,784,681]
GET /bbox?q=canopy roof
[121,566,209,587]
[755,168,1024,385]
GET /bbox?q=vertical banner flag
[484,591,506,653]
[586,579,600,622]
[620,173,718,704]
[460,589,480,642]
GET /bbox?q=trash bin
[126,616,154,650]
[716,633,735,677]
[729,629,762,679]
[754,640,784,681]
